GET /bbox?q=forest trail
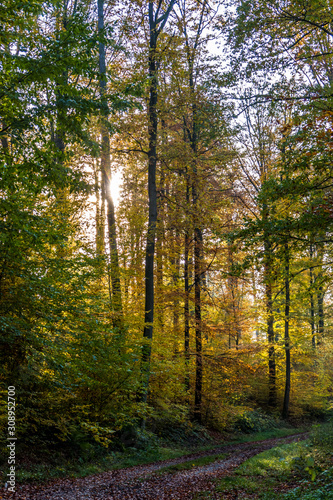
[3,433,308,499]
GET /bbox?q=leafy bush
[117,425,159,451]
[233,409,279,434]
[300,404,331,421]
[148,404,211,445]
[310,421,333,451]
[292,452,320,482]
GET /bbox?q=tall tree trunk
[141,20,158,402]
[309,244,316,348]
[193,221,203,423]
[184,173,190,393]
[171,228,180,355]
[141,0,175,407]
[317,286,324,341]
[264,234,276,408]
[178,0,208,422]
[228,244,241,349]
[316,244,324,344]
[98,0,123,329]
[94,158,105,255]
[282,242,291,419]
[190,86,203,424]
[190,103,203,422]
[156,155,165,335]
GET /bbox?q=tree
[141,0,176,407]
[98,0,123,331]
[175,0,226,423]
[230,92,281,408]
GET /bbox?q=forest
[1,0,333,498]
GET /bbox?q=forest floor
[1,432,309,499]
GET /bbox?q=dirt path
[2,433,308,500]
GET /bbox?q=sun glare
[110,169,123,207]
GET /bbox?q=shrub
[310,421,333,451]
[233,409,279,434]
[147,404,211,445]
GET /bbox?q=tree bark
[193,221,203,423]
[282,242,291,419]
[1,122,10,157]
[317,286,324,340]
[98,0,123,330]
[171,227,180,355]
[141,21,158,401]
[264,233,276,409]
[309,244,316,348]
[184,173,190,393]
[178,0,209,423]
[156,145,165,335]
[141,0,176,406]
[190,102,203,423]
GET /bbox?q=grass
[4,443,202,484]
[228,427,307,444]
[216,441,308,498]
[235,441,308,476]
[10,444,190,483]
[214,438,333,499]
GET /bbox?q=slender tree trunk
[310,289,316,348]
[141,6,159,405]
[98,0,123,329]
[191,114,203,423]
[94,161,101,251]
[177,0,209,417]
[190,93,203,423]
[101,170,106,251]
[264,234,276,408]
[94,159,105,255]
[317,286,324,341]
[309,244,316,348]
[140,0,175,409]
[282,242,291,419]
[184,175,190,393]
[193,221,203,423]
[171,229,180,355]
[156,157,165,334]
[227,244,241,349]
[316,243,325,343]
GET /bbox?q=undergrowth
[213,420,333,499]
